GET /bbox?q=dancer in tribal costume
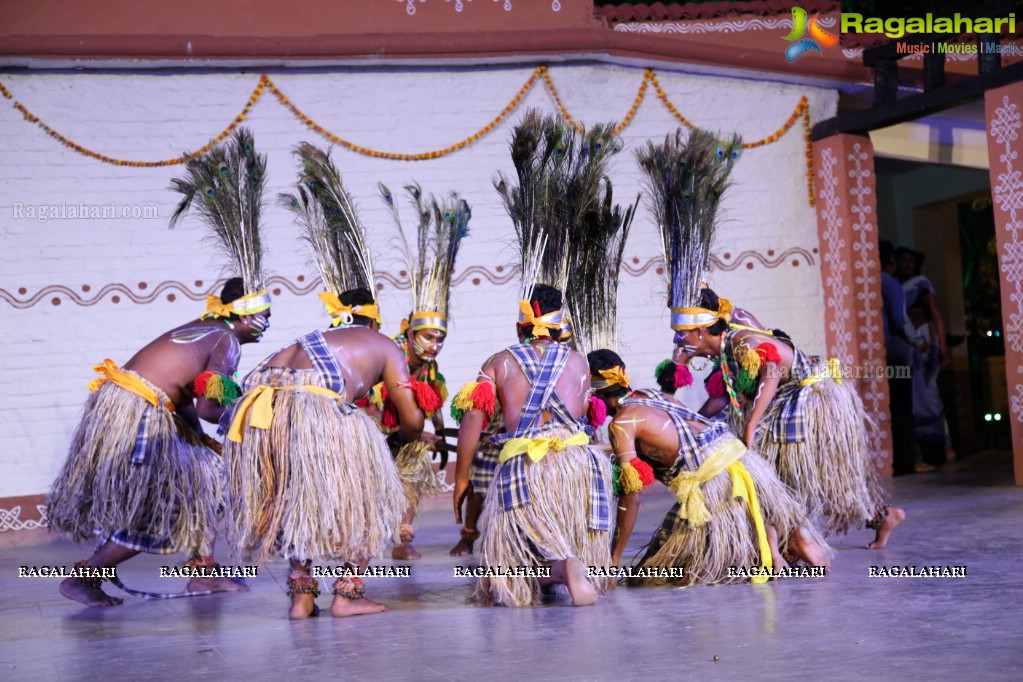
[454,286,614,607]
[595,129,829,584]
[368,182,470,560]
[678,286,905,548]
[224,143,423,619]
[609,390,829,584]
[48,128,272,606]
[451,111,616,605]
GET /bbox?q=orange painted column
[812,133,893,476]
[984,85,1023,486]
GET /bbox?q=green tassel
[735,369,757,397]
[611,462,623,498]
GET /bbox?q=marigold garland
[266,69,541,161]
[0,67,814,203]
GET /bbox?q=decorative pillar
[813,133,893,476]
[984,85,1023,486]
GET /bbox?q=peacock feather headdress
[169,127,271,318]
[636,128,741,330]
[565,175,639,357]
[496,109,628,339]
[279,142,381,327]
[378,182,471,335]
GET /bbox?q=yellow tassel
[368,383,385,410]
[619,461,644,496]
[437,380,449,404]
[737,347,763,377]
[452,382,479,412]
[205,374,226,404]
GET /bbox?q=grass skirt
[225,367,406,565]
[394,439,443,517]
[752,380,887,537]
[48,374,222,555]
[631,437,820,587]
[473,425,614,607]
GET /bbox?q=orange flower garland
[0,76,267,167]
[265,69,541,161]
[0,67,815,203]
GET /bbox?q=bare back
[264,326,406,402]
[610,398,708,469]
[483,341,590,433]
[123,318,241,407]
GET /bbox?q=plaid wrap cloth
[722,330,821,444]
[490,344,611,532]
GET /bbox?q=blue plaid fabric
[621,391,730,474]
[470,438,501,490]
[490,344,610,532]
[470,404,504,490]
[297,330,354,415]
[131,407,157,465]
[722,331,818,444]
[298,330,344,395]
[106,528,174,554]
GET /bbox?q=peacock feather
[379,181,471,320]
[636,128,742,310]
[169,127,268,293]
[279,143,375,296]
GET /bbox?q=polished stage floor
[2,452,1020,682]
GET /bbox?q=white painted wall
[0,63,837,498]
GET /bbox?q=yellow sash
[88,359,174,412]
[498,432,590,465]
[227,384,344,443]
[726,461,773,585]
[797,357,844,387]
[668,438,773,584]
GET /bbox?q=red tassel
[757,342,782,366]
[470,381,496,428]
[355,397,370,409]
[194,371,213,396]
[381,400,399,429]
[631,458,656,487]
[674,364,694,388]
[413,379,443,416]
[705,369,726,399]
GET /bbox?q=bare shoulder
[564,347,589,369]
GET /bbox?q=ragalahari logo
[783,7,839,62]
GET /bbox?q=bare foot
[331,595,389,617]
[788,527,830,573]
[59,577,123,607]
[765,526,789,578]
[186,576,250,593]
[449,536,475,556]
[867,507,905,549]
[288,592,319,620]
[392,542,422,561]
[563,558,597,607]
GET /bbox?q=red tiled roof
[596,1,839,24]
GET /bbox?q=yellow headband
[670,297,733,331]
[319,291,382,327]
[517,300,564,338]
[201,290,272,320]
[592,366,630,390]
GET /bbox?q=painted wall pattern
[984,88,1023,482]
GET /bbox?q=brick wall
[0,63,838,504]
